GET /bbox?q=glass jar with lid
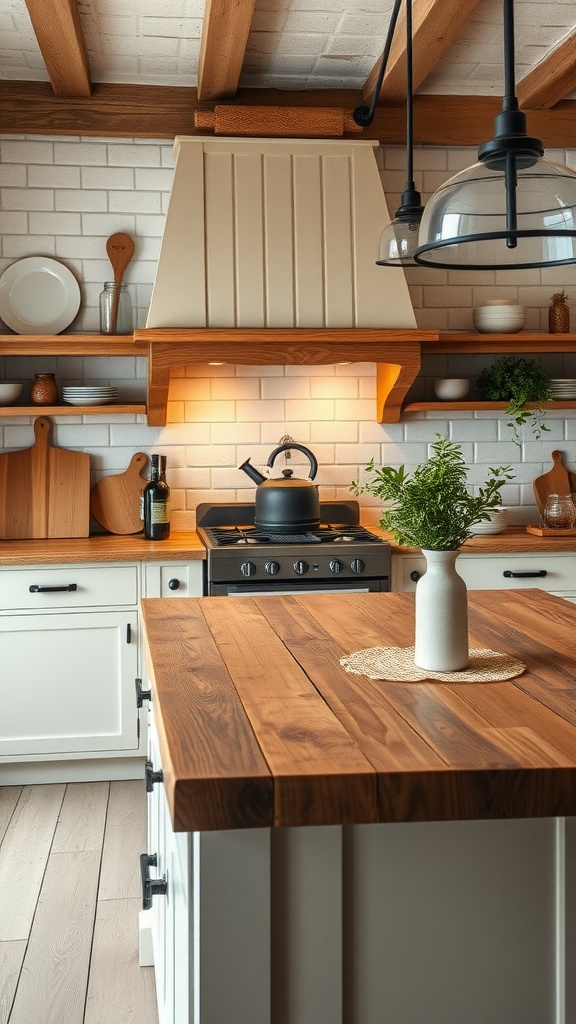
[542,494,576,529]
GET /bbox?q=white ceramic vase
[414,549,469,672]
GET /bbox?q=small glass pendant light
[376,0,424,266]
[414,0,576,270]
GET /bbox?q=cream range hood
[146,136,416,331]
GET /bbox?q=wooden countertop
[378,526,576,553]
[1,525,575,564]
[141,589,576,832]
[0,531,205,564]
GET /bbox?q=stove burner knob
[293,559,309,576]
[350,557,365,574]
[265,560,281,576]
[240,560,257,577]
[329,558,344,574]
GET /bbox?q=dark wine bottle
[143,453,171,540]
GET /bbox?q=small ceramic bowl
[473,304,526,333]
[433,377,470,400]
[0,382,22,405]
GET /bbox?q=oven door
[208,578,389,596]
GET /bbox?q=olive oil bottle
[143,453,170,540]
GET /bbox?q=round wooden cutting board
[90,452,148,534]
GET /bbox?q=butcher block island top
[141,589,576,833]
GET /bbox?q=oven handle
[227,587,374,596]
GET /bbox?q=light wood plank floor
[0,780,158,1024]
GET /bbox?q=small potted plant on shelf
[351,436,514,672]
[476,356,553,445]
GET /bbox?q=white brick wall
[1,134,576,529]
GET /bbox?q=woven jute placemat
[340,646,526,683]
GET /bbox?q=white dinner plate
[63,388,118,395]
[63,396,118,406]
[0,257,81,334]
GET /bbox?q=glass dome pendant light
[376,0,424,266]
[414,0,576,270]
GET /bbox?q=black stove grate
[204,524,383,547]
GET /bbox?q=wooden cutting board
[0,416,90,539]
[90,452,148,534]
[532,450,576,515]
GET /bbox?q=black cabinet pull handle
[126,623,131,644]
[140,853,167,910]
[145,759,164,792]
[410,571,422,582]
[135,677,152,707]
[503,569,548,579]
[29,583,78,593]
[168,578,180,590]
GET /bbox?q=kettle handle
[267,444,318,480]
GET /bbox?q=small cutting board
[90,452,148,534]
[533,450,575,516]
[0,417,90,539]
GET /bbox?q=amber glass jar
[31,373,58,405]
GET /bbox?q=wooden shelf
[405,400,576,414]
[0,333,144,355]
[3,329,576,425]
[0,404,146,417]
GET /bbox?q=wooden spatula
[105,232,135,333]
[532,450,573,516]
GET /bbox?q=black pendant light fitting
[376,0,424,265]
[352,0,403,128]
[352,0,424,265]
[414,0,576,270]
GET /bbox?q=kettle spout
[239,459,266,485]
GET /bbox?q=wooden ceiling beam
[517,28,576,110]
[23,0,90,98]
[363,0,484,105]
[197,0,257,102]
[3,83,576,150]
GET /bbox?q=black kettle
[239,443,321,533]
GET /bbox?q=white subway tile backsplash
[286,398,335,421]
[261,422,311,444]
[184,400,237,422]
[212,422,261,444]
[3,133,576,524]
[312,421,358,443]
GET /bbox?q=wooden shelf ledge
[2,329,576,426]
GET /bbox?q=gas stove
[197,501,391,595]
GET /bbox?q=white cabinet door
[143,561,203,598]
[0,610,139,756]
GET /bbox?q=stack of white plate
[470,508,509,535]
[549,379,576,400]
[62,386,119,406]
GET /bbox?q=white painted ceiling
[1,0,575,98]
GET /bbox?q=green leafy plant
[351,435,514,550]
[476,356,553,445]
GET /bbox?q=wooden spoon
[105,232,135,333]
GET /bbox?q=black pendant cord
[352,0,403,127]
[503,0,519,244]
[503,0,517,112]
[404,0,415,194]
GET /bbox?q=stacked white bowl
[0,382,22,405]
[473,299,526,334]
[470,508,509,535]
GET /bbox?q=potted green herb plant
[476,356,552,445]
[352,436,514,672]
